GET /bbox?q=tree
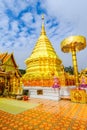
[19,69,26,75]
[64,66,74,75]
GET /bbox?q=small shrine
[0,52,22,96]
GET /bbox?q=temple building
[0,52,22,96]
[22,16,75,100]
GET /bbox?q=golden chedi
[23,16,62,87]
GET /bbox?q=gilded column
[72,47,79,87]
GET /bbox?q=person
[52,76,60,89]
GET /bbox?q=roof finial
[41,14,46,35]
[42,14,44,24]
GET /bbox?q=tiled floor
[0,98,87,130]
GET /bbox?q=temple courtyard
[0,97,87,130]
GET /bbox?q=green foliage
[19,69,26,75]
[64,66,74,75]
[23,90,28,96]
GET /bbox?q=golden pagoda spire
[40,14,46,35]
[24,15,62,87]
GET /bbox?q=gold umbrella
[61,35,86,87]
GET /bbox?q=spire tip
[41,14,46,35]
[42,14,44,20]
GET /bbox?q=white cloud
[2,0,28,16]
[44,0,87,34]
[0,13,9,29]
[42,0,87,70]
[21,12,33,25]
[0,0,87,70]
[11,21,19,33]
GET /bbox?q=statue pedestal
[60,86,75,96]
[23,86,60,101]
[70,89,87,103]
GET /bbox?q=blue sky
[0,0,87,71]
